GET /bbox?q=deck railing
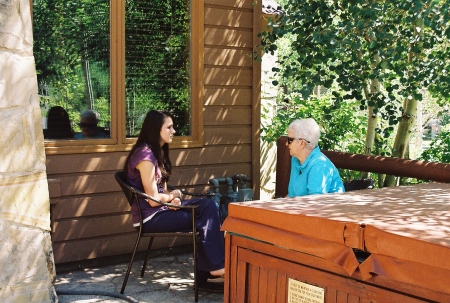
[275,136,450,198]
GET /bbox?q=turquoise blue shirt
[288,146,345,197]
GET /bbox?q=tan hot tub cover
[222,183,450,296]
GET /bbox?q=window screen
[125,0,191,137]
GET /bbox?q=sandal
[207,274,224,283]
[196,270,224,292]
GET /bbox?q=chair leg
[140,236,154,277]
[193,233,198,302]
[121,233,142,294]
[192,208,198,302]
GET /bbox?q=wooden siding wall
[47,0,261,264]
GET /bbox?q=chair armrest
[167,184,215,198]
[132,186,198,210]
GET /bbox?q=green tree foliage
[420,131,450,163]
[420,109,450,163]
[259,0,450,185]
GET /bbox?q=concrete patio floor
[54,251,223,303]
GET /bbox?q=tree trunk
[415,93,423,155]
[362,74,379,178]
[82,59,94,109]
[384,22,422,187]
[383,97,418,186]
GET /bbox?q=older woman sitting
[286,118,345,197]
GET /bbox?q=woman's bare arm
[136,160,181,207]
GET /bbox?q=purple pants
[141,198,224,272]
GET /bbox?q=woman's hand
[169,197,181,210]
[170,189,182,200]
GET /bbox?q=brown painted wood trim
[251,0,262,200]
[275,137,292,198]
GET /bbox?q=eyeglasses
[287,137,311,144]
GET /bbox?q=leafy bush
[262,93,367,152]
[420,131,450,163]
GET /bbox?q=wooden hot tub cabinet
[222,183,450,303]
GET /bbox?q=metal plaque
[288,278,325,303]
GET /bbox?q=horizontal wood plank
[205,47,253,67]
[59,172,118,196]
[51,193,129,220]
[53,233,194,264]
[52,214,133,241]
[47,179,61,198]
[204,126,252,145]
[205,0,253,9]
[205,7,253,29]
[203,106,253,125]
[204,88,252,106]
[171,145,252,166]
[205,67,253,86]
[170,163,252,187]
[46,152,127,174]
[205,28,253,48]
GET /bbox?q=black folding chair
[114,171,200,301]
[343,178,375,192]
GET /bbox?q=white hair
[288,118,320,150]
[80,109,100,123]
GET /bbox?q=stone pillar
[0,0,57,302]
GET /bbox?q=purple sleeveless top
[126,143,167,226]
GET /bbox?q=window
[33,0,203,151]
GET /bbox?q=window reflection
[43,106,74,139]
[33,0,111,140]
[74,109,109,139]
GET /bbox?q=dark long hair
[45,106,74,139]
[123,110,173,182]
